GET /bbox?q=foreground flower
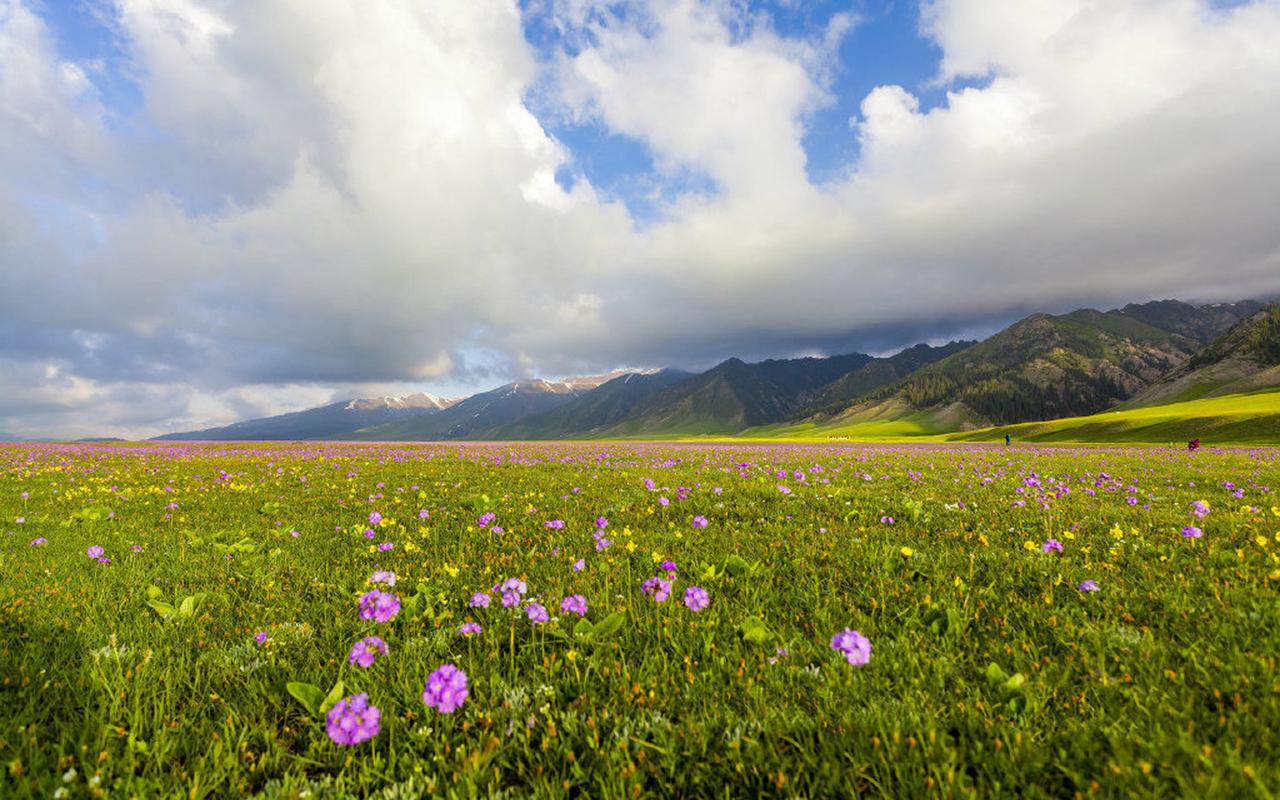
[326,694,381,745]
[1042,538,1063,553]
[691,515,708,529]
[422,664,469,714]
[469,591,491,609]
[1181,525,1203,538]
[368,511,382,526]
[29,537,46,547]
[1078,580,1100,592]
[254,631,268,644]
[358,590,401,622]
[370,571,396,586]
[526,603,549,623]
[348,636,389,668]
[458,622,482,636]
[683,586,710,612]
[86,545,104,559]
[572,559,585,572]
[641,576,672,603]
[560,595,588,616]
[831,628,872,666]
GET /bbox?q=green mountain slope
[1126,305,1280,405]
[597,353,873,436]
[470,369,692,439]
[817,307,1209,429]
[801,341,976,417]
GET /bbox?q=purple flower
[130,544,143,552]
[545,519,565,529]
[377,541,394,552]
[594,537,612,552]
[1042,538,1063,553]
[29,537,46,547]
[658,496,670,507]
[501,591,521,608]
[1078,580,1100,592]
[358,590,401,622]
[643,478,655,491]
[418,508,430,519]
[1191,500,1210,520]
[254,631,267,644]
[560,595,588,616]
[1180,525,1203,539]
[641,576,671,603]
[831,628,872,667]
[777,485,791,495]
[86,545,104,559]
[683,586,710,612]
[368,511,382,526]
[477,512,495,527]
[469,591,491,608]
[526,603,549,623]
[326,693,381,745]
[879,516,894,525]
[348,636,389,668]
[363,528,376,539]
[595,516,609,528]
[691,515,708,529]
[500,577,527,596]
[422,664,468,714]
[459,622,482,636]
[660,560,677,574]
[370,570,396,586]
[97,557,112,564]
[572,558,585,572]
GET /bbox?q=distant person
[1188,438,1200,452]
[1005,433,1011,447]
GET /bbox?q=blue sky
[2,0,1278,437]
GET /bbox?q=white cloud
[1,0,1279,437]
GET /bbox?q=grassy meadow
[1,441,1278,797]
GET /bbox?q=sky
[1,0,1278,439]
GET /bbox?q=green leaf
[725,555,751,577]
[146,600,177,619]
[573,618,595,639]
[178,596,195,618]
[739,617,771,645]
[985,662,1007,684]
[144,585,164,601]
[286,682,325,718]
[321,679,345,714]
[591,613,624,639]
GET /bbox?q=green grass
[2,441,1278,797]
[953,388,1280,444]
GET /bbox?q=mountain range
[152,298,1278,442]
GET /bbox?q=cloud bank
[1,0,1278,437]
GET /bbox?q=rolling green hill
[806,301,1264,430]
[1126,305,1280,406]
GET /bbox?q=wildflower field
[1,441,1278,798]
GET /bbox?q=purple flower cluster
[560,594,588,616]
[348,636,389,668]
[641,576,672,603]
[458,622,482,636]
[422,664,469,714]
[358,589,401,622]
[326,694,381,745]
[831,628,872,666]
[683,586,710,612]
[1042,538,1063,553]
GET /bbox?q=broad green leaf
[321,679,345,714]
[286,682,325,718]
[573,618,595,638]
[592,613,624,639]
[147,600,177,619]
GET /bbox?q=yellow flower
[444,564,460,577]
[1256,535,1269,548]
[977,534,988,546]
[1023,541,1037,551]
[625,541,637,554]
[650,551,663,563]
[900,547,914,558]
